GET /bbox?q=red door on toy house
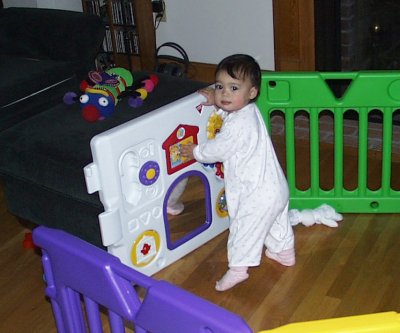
[162,124,199,175]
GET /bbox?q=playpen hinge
[99,209,122,246]
[84,163,101,194]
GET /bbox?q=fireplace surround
[315,0,400,71]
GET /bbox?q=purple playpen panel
[135,280,251,332]
[33,226,253,333]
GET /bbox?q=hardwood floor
[0,188,55,332]
[1,139,400,332]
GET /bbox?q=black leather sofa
[0,7,207,247]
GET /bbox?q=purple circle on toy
[63,92,77,105]
[139,161,160,186]
[88,71,102,83]
[129,97,143,108]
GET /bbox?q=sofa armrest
[0,7,105,70]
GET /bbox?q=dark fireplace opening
[315,0,400,71]
[315,0,400,125]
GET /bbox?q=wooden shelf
[82,0,156,71]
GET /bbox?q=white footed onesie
[194,103,295,283]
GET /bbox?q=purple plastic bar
[33,226,253,333]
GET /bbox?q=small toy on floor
[22,232,37,249]
[289,204,343,228]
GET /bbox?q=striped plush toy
[63,67,158,122]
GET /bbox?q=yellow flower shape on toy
[207,110,223,139]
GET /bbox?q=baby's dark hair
[216,54,261,92]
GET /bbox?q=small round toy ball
[136,88,148,100]
[143,79,155,92]
[128,97,143,108]
[63,92,78,105]
[22,232,37,249]
[79,80,90,92]
[149,74,159,86]
[82,105,101,122]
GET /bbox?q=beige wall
[154,0,275,70]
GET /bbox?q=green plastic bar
[309,108,320,195]
[257,77,269,125]
[358,108,368,195]
[260,71,400,108]
[381,108,393,194]
[334,108,344,197]
[285,108,296,193]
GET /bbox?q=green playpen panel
[257,71,400,213]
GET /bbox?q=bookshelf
[82,0,156,71]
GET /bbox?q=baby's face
[214,70,258,113]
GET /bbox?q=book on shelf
[113,27,139,54]
[84,0,135,25]
[84,0,139,56]
[111,0,135,26]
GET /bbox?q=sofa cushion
[0,55,77,108]
[0,55,79,131]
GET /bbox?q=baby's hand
[198,87,215,106]
[180,143,196,160]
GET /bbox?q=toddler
[181,54,295,291]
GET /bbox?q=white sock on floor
[215,267,249,291]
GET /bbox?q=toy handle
[319,72,359,81]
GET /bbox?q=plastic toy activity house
[84,92,228,276]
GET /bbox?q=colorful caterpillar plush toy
[63,67,158,122]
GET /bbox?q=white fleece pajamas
[194,103,294,268]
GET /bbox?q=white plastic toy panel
[84,92,229,276]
